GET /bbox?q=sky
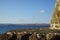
[0,0,56,24]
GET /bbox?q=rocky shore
[0,28,60,40]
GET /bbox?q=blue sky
[0,0,56,24]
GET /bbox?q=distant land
[0,23,50,27]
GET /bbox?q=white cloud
[40,9,46,13]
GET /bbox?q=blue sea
[0,24,50,34]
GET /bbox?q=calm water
[0,24,50,34]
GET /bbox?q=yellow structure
[50,0,60,29]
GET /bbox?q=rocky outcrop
[0,28,60,40]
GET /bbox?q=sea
[0,24,50,34]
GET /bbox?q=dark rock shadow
[8,33,17,40]
[51,35,60,40]
[21,33,32,40]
